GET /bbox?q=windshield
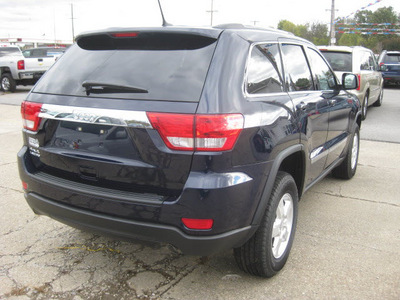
[33,36,217,102]
[320,51,352,72]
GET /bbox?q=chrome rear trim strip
[39,104,153,129]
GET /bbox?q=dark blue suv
[378,50,400,86]
[18,25,361,277]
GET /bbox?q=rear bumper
[382,74,400,84]
[18,71,44,80]
[25,192,255,255]
[18,146,263,255]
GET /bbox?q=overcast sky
[0,0,399,42]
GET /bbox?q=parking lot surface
[0,89,399,299]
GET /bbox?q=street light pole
[70,3,76,43]
[329,0,336,45]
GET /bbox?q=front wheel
[234,171,298,277]
[1,74,17,92]
[332,124,360,179]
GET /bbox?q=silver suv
[320,46,384,120]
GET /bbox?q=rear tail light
[182,218,214,230]
[21,101,43,131]
[356,74,361,91]
[147,113,243,152]
[17,60,25,70]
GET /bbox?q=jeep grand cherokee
[18,25,361,277]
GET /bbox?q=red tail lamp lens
[17,60,25,70]
[147,113,195,150]
[195,114,243,151]
[21,101,43,131]
[356,74,361,91]
[182,218,214,230]
[146,112,243,152]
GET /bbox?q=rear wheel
[1,74,16,92]
[332,124,360,179]
[234,171,298,277]
[373,88,383,107]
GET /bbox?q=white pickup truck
[0,46,57,92]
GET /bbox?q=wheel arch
[251,144,305,226]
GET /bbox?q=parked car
[18,25,361,277]
[320,46,384,120]
[0,46,56,92]
[22,47,66,61]
[378,50,400,87]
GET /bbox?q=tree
[370,6,398,24]
[277,20,297,34]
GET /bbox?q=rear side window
[360,51,372,71]
[33,32,217,102]
[320,51,352,72]
[281,44,313,92]
[246,43,284,94]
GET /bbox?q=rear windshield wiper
[82,81,148,95]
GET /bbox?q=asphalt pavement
[0,88,399,299]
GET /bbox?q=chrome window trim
[243,41,286,99]
[39,104,153,129]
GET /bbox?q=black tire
[332,124,360,179]
[1,73,16,92]
[373,88,383,107]
[361,93,368,120]
[234,171,298,278]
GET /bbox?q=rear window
[33,32,217,102]
[0,47,21,57]
[385,53,400,63]
[320,51,352,72]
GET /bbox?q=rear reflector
[182,218,214,230]
[17,60,25,70]
[22,181,28,190]
[147,113,243,152]
[21,101,43,131]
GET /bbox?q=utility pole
[328,0,337,45]
[251,21,259,26]
[70,3,76,43]
[206,0,218,26]
[53,9,57,47]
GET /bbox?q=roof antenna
[157,0,171,27]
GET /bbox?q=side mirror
[342,73,358,90]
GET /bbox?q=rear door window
[246,43,284,94]
[33,32,218,102]
[281,44,313,91]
